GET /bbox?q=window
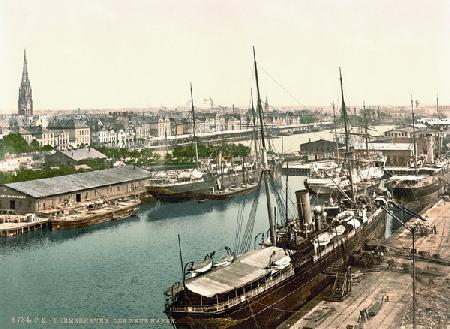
[76,194,81,202]
[9,200,15,210]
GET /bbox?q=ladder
[327,266,352,302]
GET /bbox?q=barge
[49,198,140,230]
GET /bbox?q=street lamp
[381,202,424,329]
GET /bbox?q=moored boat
[199,182,260,200]
[164,54,389,329]
[164,191,387,329]
[387,175,441,201]
[50,198,140,230]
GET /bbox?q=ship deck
[184,246,293,298]
[282,198,450,329]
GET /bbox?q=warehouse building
[45,148,107,166]
[353,142,413,166]
[0,166,150,215]
[300,139,343,160]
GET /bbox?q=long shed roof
[4,166,149,198]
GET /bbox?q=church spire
[22,49,29,83]
[18,49,33,116]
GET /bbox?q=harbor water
[238,125,396,153]
[0,125,396,329]
[0,176,307,329]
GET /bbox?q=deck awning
[389,175,424,181]
[185,246,293,298]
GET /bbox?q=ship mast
[339,67,355,203]
[190,82,199,168]
[436,94,441,158]
[436,94,439,116]
[363,101,369,156]
[253,46,276,245]
[411,95,418,175]
[250,88,260,167]
[332,101,340,161]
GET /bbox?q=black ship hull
[148,171,259,202]
[147,179,216,202]
[166,209,386,329]
[392,180,441,201]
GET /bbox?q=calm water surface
[239,124,395,153]
[0,126,395,329]
[0,177,307,329]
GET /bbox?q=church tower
[18,49,33,116]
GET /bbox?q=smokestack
[426,133,434,163]
[295,189,312,230]
[313,206,322,231]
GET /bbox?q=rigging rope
[238,174,263,254]
[234,201,246,254]
[268,171,296,222]
[258,63,305,107]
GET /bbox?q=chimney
[295,189,312,230]
[313,206,323,231]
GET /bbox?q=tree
[1,133,30,154]
[30,140,40,151]
[41,145,54,151]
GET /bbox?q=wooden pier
[0,218,48,237]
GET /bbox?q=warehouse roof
[59,148,107,161]
[4,166,149,198]
[354,142,412,151]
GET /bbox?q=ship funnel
[426,133,434,163]
[313,206,323,231]
[295,189,312,230]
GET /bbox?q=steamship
[147,168,259,202]
[386,99,442,202]
[388,174,441,201]
[164,191,387,329]
[164,52,388,329]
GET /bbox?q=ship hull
[199,184,259,200]
[50,201,140,230]
[148,171,259,202]
[147,180,215,202]
[166,209,386,329]
[392,180,441,201]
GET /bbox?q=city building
[48,119,90,148]
[18,50,33,116]
[384,126,421,142]
[353,142,413,166]
[18,126,55,148]
[300,139,343,160]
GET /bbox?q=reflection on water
[0,176,307,329]
[0,139,426,329]
[146,192,258,221]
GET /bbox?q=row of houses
[17,119,90,150]
[91,110,308,145]
[8,109,313,150]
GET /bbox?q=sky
[0,0,449,112]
